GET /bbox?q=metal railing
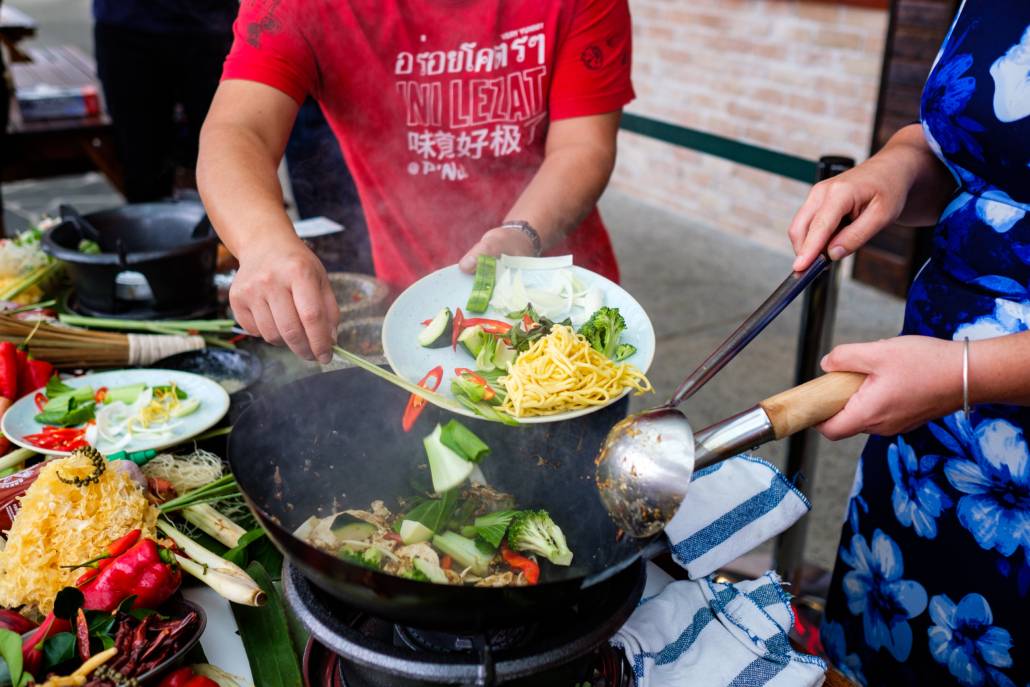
[619,112,853,583]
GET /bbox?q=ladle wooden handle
[758,371,866,439]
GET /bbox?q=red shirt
[222,0,634,290]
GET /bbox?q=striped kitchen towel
[612,566,827,687]
[665,454,812,579]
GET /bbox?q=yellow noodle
[500,325,652,417]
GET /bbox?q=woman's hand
[788,155,912,272]
[458,226,535,273]
[230,237,340,363]
[788,124,954,272]
[817,336,964,440]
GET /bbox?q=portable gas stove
[284,561,644,687]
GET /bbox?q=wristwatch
[499,220,542,257]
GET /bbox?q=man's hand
[231,237,339,363]
[816,336,964,440]
[458,226,535,273]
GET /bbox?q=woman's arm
[789,124,957,271]
[198,80,339,363]
[458,111,620,271]
[817,331,1030,440]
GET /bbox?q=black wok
[229,368,660,631]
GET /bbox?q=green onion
[465,254,496,313]
[58,314,236,333]
[158,475,238,513]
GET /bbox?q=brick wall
[611,0,889,254]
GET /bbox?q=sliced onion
[499,254,573,270]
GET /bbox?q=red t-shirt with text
[222,0,634,290]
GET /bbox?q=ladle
[595,254,860,537]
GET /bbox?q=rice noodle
[142,449,224,494]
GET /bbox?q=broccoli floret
[337,546,383,570]
[612,342,637,362]
[401,567,431,582]
[507,510,573,566]
[577,307,627,360]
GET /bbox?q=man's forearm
[197,122,299,260]
[502,143,615,251]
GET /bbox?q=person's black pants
[94,23,231,203]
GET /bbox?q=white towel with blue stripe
[610,455,825,686]
[665,454,811,579]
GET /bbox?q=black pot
[42,201,218,317]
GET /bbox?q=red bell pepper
[401,365,443,432]
[14,349,31,398]
[184,677,220,687]
[0,341,18,401]
[79,538,182,612]
[158,667,196,687]
[454,368,496,402]
[25,358,53,393]
[501,541,540,585]
[74,529,142,585]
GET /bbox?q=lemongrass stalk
[158,518,248,576]
[182,503,247,548]
[0,448,35,472]
[4,299,57,314]
[333,345,469,415]
[58,314,235,333]
[173,554,266,606]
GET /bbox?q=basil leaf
[0,628,31,687]
[43,632,76,670]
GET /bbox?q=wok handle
[758,371,866,439]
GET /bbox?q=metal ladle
[596,255,864,537]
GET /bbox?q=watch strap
[499,221,542,257]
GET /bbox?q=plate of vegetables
[381,255,656,425]
[1,368,230,455]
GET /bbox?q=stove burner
[286,560,644,687]
[395,625,535,654]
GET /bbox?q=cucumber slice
[169,398,200,418]
[417,307,453,348]
[413,557,448,584]
[399,519,433,544]
[423,424,475,493]
[105,383,147,405]
[466,254,496,313]
[458,325,488,358]
[332,521,377,542]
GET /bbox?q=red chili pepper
[22,612,66,678]
[183,677,220,687]
[79,538,182,612]
[75,608,90,661]
[451,308,465,350]
[401,365,444,432]
[34,392,47,411]
[0,609,37,635]
[420,318,433,326]
[522,314,535,330]
[501,541,540,585]
[440,555,453,571]
[24,426,88,452]
[384,532,403,544]
[158,667,196,687]
[94,386,108,403]
[454,368,496,401]
[74,530,143,584]
[0,341,18,400]
[461,318,513,335]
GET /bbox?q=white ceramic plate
[2,368,230,456]
[382,264,656,423]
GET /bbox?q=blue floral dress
[821,2,1030,686]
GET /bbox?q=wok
[229,368,653,631]
[229,366,860,631]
